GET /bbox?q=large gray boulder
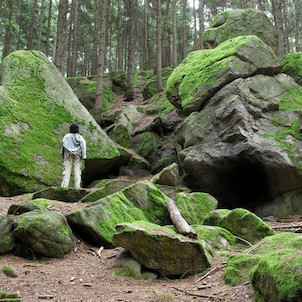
[177,73,302,211]
[113,221,213,276]
[0,50,120,196]
[203,9,278,53]
[166,35,282,115]
[14,210,73,258]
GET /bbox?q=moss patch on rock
[282,52,302,85]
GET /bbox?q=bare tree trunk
[171,0,178,66]
[281,0,290,52]
[125,0,137,101]
[2,0,13,58]
[156,0,164,92]
[67,0,79,77]
[27,0,38,49]
[45,0,53,57]
[256,0,265,10]
[91,0,101,75]
[16,0,25,50]
[36,0,46,51]
[54,0,68,73]
[241,0,248,8]
[142,0,149,70]
[117,0,124,70]
[94,0,109,123]
[294,0,301,51]
[181,0,187,60]
[198,0,204,49]
[271,0,286,55]
[193,0,198,49]
[167,199,197,239]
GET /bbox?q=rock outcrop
[203,9,278,53]
[0,50,120,196]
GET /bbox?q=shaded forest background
[0,0,301,107]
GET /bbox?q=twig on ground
[193,263,227,284]
[234,236,253,246]
[245,240,267,254]
[171,287,227,301]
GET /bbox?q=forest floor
[2,193,300,302]
[0,194,255,302]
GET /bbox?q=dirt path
[0,195,255,302]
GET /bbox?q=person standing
[60,123,87,189]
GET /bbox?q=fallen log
[166,199,197,239]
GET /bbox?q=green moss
[15,214,44,231]
[146,92,175,115]
[176,192,218,225]
[166,35,262,109]
[2,266,16,278]
[1,234,12,244]
[278,86,302,111]
[224,254,262,285]
[108,124,132,148]
[282,52,302,84]
[134,132,159,157]
[222,208,275,243]
[251,249,302,301]
[60,224,71,236]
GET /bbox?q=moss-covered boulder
[0,216,15,254]
[66,77,115,113]
[224,254,262,285]
[175,192,218,225]
[67,181,170,247]
[282,52,302,85]
[7,200,48,215]
[192,225,237,250]
[151,163,180,187]
[203,209,231,226]
[251,249,302,302]
[113,221,213,276]
[203,9,278,53]
[14,210,73,258]
[166,35,282,115]
[32,187,91,202]
[0,50,120,195]
[204,208,275,244]
[82,179,135,203]
[142,67,173,101]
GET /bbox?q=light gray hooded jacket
[60,133,87,162]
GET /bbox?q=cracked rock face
[176,73,302,212]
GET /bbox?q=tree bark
[167,199,197,239]
[271,0,286,55]
[181,0,187,60]
[67,0,79,77]
[156,0,164,92]
[27,0,38,50]
[54,0,68,73]
[294,0,301,51]
[36,0,46,51]
[94,0,109,123]
[45,0,53,57]
[171,0,178,67]
[117,0,124,70]
[124,0,137,101]
[91,0,101,75]
[198,0,204,49]
[2,0,13,59]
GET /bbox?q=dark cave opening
[185,157,271,211]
